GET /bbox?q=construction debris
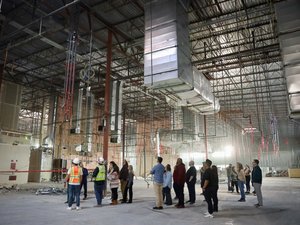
[266,170,289,177]
[0,185,20,194]
[35,187,66,195]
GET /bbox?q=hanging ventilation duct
[69,83,83,134]
[75,85,83,134]
[275,0,300,119]
[110,81,123,143]
[85,86,94,152]
[144,0,220,115]
[43,95,58,148]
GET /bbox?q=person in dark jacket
[252,159,263,207]
[244,164,251,194]
[79,162,89,200]
[185,160,197,204]
[211,165,219,212]
[202,159,214,218]
[231,166,239,193]
[124,165,135,203]
[119,160,129,203]
[173,158,186,208]
[226,164,233,191]
[199,161,205,196]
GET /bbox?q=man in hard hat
[65,158,83,210]
[92,157,106,207]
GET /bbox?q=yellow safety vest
[95,165,106,181]
[69,166,81,184]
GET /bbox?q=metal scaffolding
[0,0,300,172]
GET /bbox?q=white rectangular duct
[285,64,300,93]
[75,86,83,134]
[85,86,94,152]
[144,0,219,115]
[110,80,123,143]
[281,31,300,65]
[144,0,192,89]
[275,0,300,118]
[43,95,57,148]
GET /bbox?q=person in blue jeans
[162,164,172,205]
[65,158,82,210]
[237,162,246,202]
[92,157,106,207]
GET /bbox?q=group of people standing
[65,156,263,217]
[149,157,219,218]
[93,158,135,207]
[150,156,263,219]
[65,157,135,210]
[226,159,263,207]
[150,157,197,210]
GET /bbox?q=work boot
[110,200,118,205]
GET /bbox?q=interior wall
[27,150,42,182]
[0,143,31,185]
[40,152,53,182]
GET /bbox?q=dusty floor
[0,177,299,225]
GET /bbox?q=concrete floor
[0,177,299,225]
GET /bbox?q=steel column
[103,30,113,161]
[122,108,126,163]
[204,115,208,160]
[0,64,3,93]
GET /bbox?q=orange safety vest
[69,166,80,184]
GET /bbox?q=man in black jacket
[119,160,129,203]
[202,159,214,218]
[252,159,263,207]
[80,162,89,200]
[185,160,197,204]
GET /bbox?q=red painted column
[121,108,126,163]
[103,30,113,161]
[0,64,3,93]
[204,115,208,160]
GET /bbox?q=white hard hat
[98,157,104,164]
[72,158,80,165]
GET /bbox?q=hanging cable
[63,31,77,122]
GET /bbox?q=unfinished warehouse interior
[0,0,300,224]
